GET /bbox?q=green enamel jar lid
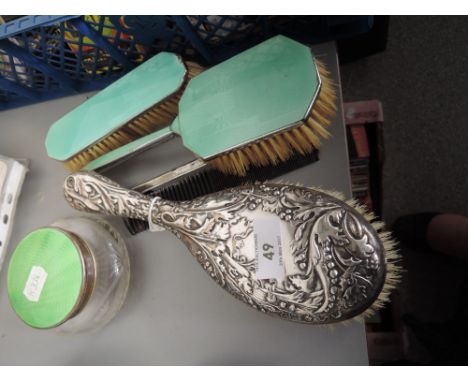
[7,228,94,329]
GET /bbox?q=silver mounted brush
[63,171,401,324]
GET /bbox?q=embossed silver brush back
[63,172,392,324]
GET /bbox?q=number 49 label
[253,217,285,280]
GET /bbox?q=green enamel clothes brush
[83,35,336,176]
[45,52,203,171]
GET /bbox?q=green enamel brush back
[45,52,186,161]
[173,35,319,159]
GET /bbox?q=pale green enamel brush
[84,35,337,176]
[45,52,203,171]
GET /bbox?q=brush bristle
[210,58,337,176]
[349,208,402,322]
[63,61,204,172]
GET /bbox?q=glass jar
[7,216,130,333]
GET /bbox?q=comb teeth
[210,58,337,176]
[124,150,320,235]
[63,61,204,172]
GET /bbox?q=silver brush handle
[63,171,394,324]
[84,127,176,172]
[64,171,155,221]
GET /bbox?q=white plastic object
[0,155,28,273]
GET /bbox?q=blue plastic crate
[0,15,373,111]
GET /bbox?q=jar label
[23,266,48,302]
[253,217,285,280]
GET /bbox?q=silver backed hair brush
[63,171,401,324]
